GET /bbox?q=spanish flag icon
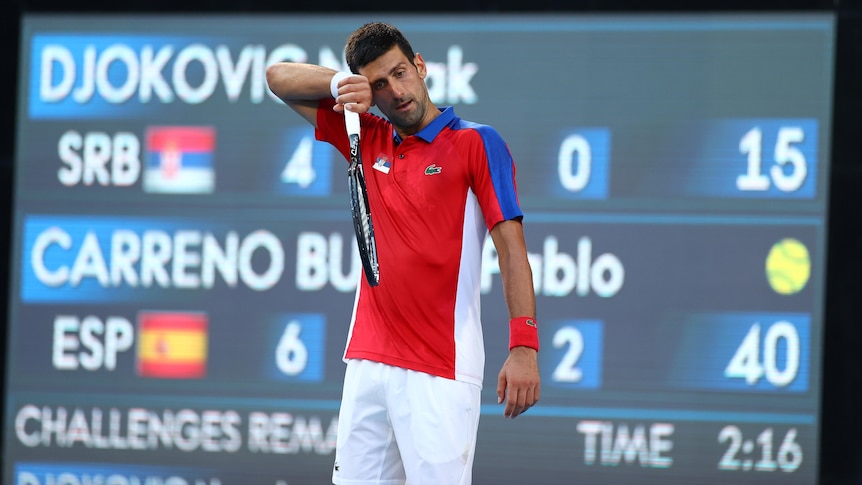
[136,312,208,379]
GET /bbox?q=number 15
[736,126,807,192]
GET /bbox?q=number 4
[725,323,764,385]
[282,136,316,188]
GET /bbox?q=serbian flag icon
[136,311,208,379]
[143,126,216,194]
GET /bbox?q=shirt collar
[392,106,456,144]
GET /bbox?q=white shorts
[332,359,482,485]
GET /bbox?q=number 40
[724,321,800,387]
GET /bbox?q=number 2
[552,326,585,383]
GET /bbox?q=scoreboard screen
[4,13,834,485]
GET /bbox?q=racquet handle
[344,107,361,137]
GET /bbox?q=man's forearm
[265,62,337,103]
[501,255,536,319]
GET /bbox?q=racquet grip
[344,108,360,137]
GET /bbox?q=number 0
[558,134,592,192]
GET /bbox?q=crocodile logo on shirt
[424,164,442,175]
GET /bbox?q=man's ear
[414,52,427,80]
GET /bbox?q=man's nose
[389,81,405,99]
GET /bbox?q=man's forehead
[360,47,412,76]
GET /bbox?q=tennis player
[266,21,540,485]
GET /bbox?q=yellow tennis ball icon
[765,238,811,295]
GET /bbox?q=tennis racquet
[345,107,380,287]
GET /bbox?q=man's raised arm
[265,62,337,127]
[266,63,373,127]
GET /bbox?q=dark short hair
[345,22,416,73]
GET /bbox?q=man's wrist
[509,317,539,351]
[330,71,350,99]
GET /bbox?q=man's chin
[388,113,420,132]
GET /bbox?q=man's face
[359,46,431,135]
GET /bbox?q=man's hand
[332,74,373,114]
[496,346,540,418]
